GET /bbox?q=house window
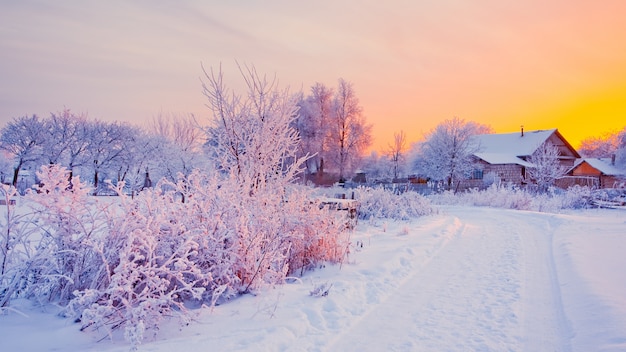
[470,169,483,180]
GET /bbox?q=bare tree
[149,112,207,181]
[296,83,334,176]
[413,117,489,191]
[150,112,204,153]
[326,78,372,182]
[201,63,308,194]
[42,109,91,179]
[0,115,45,187]
[528,142,567,192]
[387,130,407,181]
[84,120,136,193]
[579,131,620,158]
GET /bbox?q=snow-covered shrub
[463,185,532,210]
[555,185,592,209]
[354,186,434,221]
[20,165,108,305]
[0,184,37,308]
[430,184,593,212]
[282,189,349,276]
[70,176,213,348]
[70,170,349,348]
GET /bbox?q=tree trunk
[11,167,19,187]
[93,170,99,195]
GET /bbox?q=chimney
[521,125,524,137]
[611,154,616,165]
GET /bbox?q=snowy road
[328,207,572,351]
[2,206,625,351]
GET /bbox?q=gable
[546,130,580,159]
[570,161,602,176]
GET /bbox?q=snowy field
[1,205,625,351]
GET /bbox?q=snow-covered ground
[1,205,625,351]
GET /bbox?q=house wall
[484,164,526,186]
[459,163,526,191]
[555,176,598,189]
[601,175,626,188]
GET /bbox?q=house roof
[571,158,626,176]
[472,129,557,156]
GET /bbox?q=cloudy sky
[1,0,625,150]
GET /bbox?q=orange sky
[1,1,625,152]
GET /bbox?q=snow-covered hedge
[353,186,434,221]
[1,165,349,349]
[429,184,593,212]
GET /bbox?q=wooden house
[464,128,580,189]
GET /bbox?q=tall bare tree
[327,78,372,182]
[296,83,334,176]
[387,130,407,180]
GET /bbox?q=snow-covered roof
[573,158,626,176]
[471,129,556,156]
[474,153,534,167]
[468,128,581,166]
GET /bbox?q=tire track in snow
[508,212,573,352]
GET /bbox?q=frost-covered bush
[462,185,532,210]
[69,177,210,349]
[430,184,593,212]
[282,188,349,276]
[13,165,109,306]
[68,170,348,349]
[0,184,36,308]
[353,187,434,221]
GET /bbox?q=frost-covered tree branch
[528,142,566,192]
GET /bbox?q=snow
[1,205,625,351]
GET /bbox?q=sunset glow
[1,1,625,151]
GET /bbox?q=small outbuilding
[561,157,626,189]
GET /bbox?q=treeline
[0,110,206,194]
